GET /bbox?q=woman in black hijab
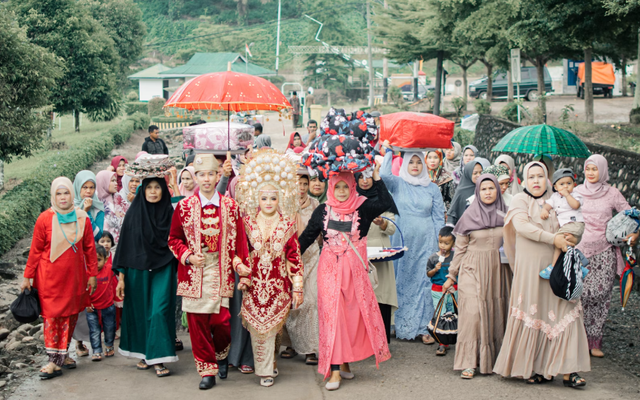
[113,177,177,377]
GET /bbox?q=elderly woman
[493,161,590,388]
[574,155,639,358]
[443,175,509,379]
[21,177,97,379]
[355,171,400,343]
[381,143,445,343]
[298,163,392,391]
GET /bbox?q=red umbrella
[379,112,454,150]
[164,70,291,112]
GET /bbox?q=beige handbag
[342,232,379,290]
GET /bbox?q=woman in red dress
[20,177,98,379]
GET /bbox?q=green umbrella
[491,124,591,158]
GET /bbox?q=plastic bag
[10,288,41,323]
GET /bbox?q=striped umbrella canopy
[492,124,591,158]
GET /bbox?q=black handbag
[427,292,459,345]
[550,247,584,301]
[10,288,41,323]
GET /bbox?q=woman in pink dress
[298,162,392,391]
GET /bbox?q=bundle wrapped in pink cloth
[183,121,254,151]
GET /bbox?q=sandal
[39,368,63,380]
[137,360,151,370]
[75,343,89,357]
[280,347,298,359]
[61,358,77,370]
[563,373,586,388]
[526,374,553,384]
[175,338,184,351]
[305,354,318,365]
[260,377,274,387]
[154,365,171,378]
[92,353,102,362]
[461,368,476,379]
[105,347,115,357]
[239,365,254,374]
[436,345,447,356]
[422,335,436,345]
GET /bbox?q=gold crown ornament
[235,148,299,218]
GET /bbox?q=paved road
[9,333,640,400]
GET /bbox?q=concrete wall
[138,79,164,102]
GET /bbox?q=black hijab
[113,177,175,271]
[354,172,400,215]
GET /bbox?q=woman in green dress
[113,175,177,377]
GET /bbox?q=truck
[576,61,615,99]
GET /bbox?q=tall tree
[11,0,121,131]
[0,9,63,189]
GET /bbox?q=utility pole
[366,1,375,107]
[382,0,389,103]
[275,0,281,75]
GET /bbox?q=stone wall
[474,114,640,207]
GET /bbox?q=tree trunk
[507,70,514,102]
[462,65,468,111]
[0,160,4,191]
[634,27,640,109]
[535,57,547,117]
[237,0,247,25]
[481,60,493,100]
[74,109,80,132]
[433,51,444,116]
[584,48,594,123]
[621,55,628,97]
[327,90,332,108]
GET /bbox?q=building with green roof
[159,53,275,78]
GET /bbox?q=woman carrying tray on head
[298,161,393,391]
[380,141,445,344]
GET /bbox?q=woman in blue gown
[381,149,445,342]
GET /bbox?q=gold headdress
[236,148,299,218]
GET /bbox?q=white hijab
[399,152,431,187]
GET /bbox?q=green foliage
[87,97,122,122]
[454,127,475,148]
[11,0,121,131]
[559,104,575,128]
[148,97,167,117]
[127,91,139,101]
[0,9,63,163]
[126,112,150,133]
[500,102,520,122]
[387,86,404,105]
[630,108,640,125]
[125,102,149,115]
[152,115,208,124]
[474,99,492,115]
[0,119,137,256]
[79,0,147,88]
[451,97,467,118]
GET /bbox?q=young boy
[98,232,123,331]
[539,168,587,279]
[426,226,456,356]
[86,245,116,361]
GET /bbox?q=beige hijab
[503,162,557,268]
[50,177,87,262]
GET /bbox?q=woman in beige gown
[443,175,510,378]
[284,173,321,364]
[493,162,590,388]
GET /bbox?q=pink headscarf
[325,172,367,215]
[178,166,197,197]
[574,154,610,200]
[96,170,116,206]
[453,174,507,236]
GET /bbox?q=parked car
[469,66,553,101]
[576,61,615,98]
[400,84,435,101]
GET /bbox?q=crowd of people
[19,117,639,392]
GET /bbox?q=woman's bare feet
[590,349,604,358]
[39,362,59,374]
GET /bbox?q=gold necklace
[257,212,279,240]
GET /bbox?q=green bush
[387,85,404,105]
[152,115,208,124]
[451,97,467,118]
[126,112,150,132]
[500,102,520,122]
[474,99,491,115]
[0,119,138,256]
[454,127,475,147]
[127,91,139,101]
[148,97,166,117]
[125,101,148,115]
[630,107,640,125]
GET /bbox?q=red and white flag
[245,43,253,58]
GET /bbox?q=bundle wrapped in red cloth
[379,112,454,150]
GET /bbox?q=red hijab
[287,132,306,151]
[110,156,128,191]
[325,172,367,215]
